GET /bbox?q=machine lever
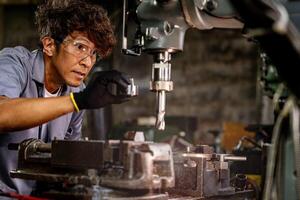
[122,0,142,56]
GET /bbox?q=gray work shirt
[0,46,85,194]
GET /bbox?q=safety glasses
[62,38,101,64]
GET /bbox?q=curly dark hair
[35,0,116,58]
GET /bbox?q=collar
[32,49,45,85]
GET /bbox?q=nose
[79,55,94,69]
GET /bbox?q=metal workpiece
[170,145,250,198]
[127,78,138,96]
[110,78,138,97]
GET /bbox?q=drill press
[122,0,242,130]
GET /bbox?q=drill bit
[155,91,166,130]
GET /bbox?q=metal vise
[171,145,247,198]
[10,139,175,191]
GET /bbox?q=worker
[0,0,131,194]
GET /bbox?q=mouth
[72,71,86,80]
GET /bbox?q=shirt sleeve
[0,48,27,98]
[64,110,85,140]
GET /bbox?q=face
[49,32,98,87]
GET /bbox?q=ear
[41,37,56,56]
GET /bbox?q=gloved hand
[71,70,131,111]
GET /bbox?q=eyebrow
[71,36,91,43]
[74,38,95,48]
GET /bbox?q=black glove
[72,70,131,110]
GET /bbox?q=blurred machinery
[229,1,300,200]
[9,137,254,200]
